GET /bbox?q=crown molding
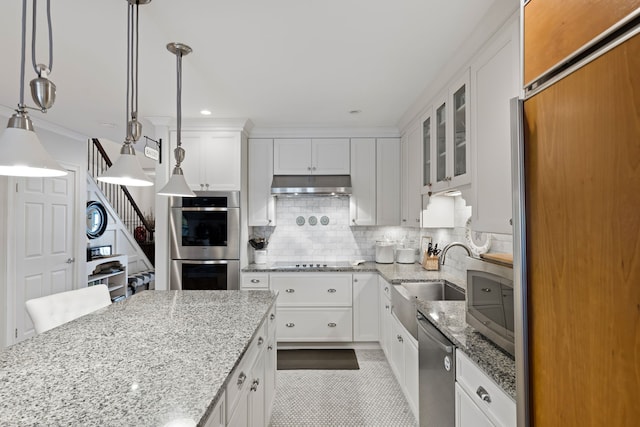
[248,126,400,139]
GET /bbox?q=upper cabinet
[523,0,640,86]
[471,17,519,234]
[273,138,350,175]
[172,130,242,191]
[424,70,471,194]
[401,124,423,227]
[349,138,401,226]
[248,138,276,227]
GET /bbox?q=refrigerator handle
[510,97,531,427]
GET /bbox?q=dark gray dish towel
[277,349,359,370]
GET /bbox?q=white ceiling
[0,0,500,142]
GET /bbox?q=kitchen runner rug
[277,349,360,370]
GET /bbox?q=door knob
[65,258,75,264]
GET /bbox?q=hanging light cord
[176,50,183,151]
[125,2,132,140]
[18,0,27,109]
[30,0,53,76]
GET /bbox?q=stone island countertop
[0,290,277,426]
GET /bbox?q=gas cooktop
[270,261,353,270]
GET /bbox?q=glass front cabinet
[422,69,471,193]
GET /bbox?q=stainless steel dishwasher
[417,312,455,427]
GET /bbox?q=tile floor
[269,349,418,427]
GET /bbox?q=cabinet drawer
[277,308,353,342]
[241,273,269,289]
[270,274,352,306]
[456,350,515,427]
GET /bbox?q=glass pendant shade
[97,143,153,187]
[157,166,195,197]
[0,118,67,177]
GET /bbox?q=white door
[13,172,75,342]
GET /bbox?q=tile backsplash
[250,195,513,285]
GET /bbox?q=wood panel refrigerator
[512,16,640,427]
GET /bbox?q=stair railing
[88,138,154,242]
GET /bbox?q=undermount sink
[391,281,465,340]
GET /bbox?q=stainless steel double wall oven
[170,191,240,290]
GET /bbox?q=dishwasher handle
[417,313,454,354]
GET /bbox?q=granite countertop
[0,290,277,426]
[415,300,516,399]
[243,261,466,288]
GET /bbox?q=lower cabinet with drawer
[277,307,353,342]
[455,350,516,427]
[225,306,275,427]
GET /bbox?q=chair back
[26,285,112,334]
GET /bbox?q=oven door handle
[174,260,230,265]
[173,207,233,212]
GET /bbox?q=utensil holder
[422,253,440,271]
[254,250,267,265]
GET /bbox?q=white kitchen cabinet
[401,124,423,227]
[270,273,352,307]
[389,313,419,419]
[240,273,269,290]
[455,383,495,427]
[428,70,471,193]
[264,305,277,424]
[471,16,519,234]
[376,138,401,226]
[277,307,353,342]
[203,393,225,427]
[350,138,401,226]
[248,139,276,227]
[353,273,379,341]
[273,138,350,175]
[379,276,393,359]
[455,350,516,427]
[248,350,265,427]
[421,106,434,190]
[175,130,242,191]
[349,138,377,226]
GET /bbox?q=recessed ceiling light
[349,110,362,115]
[200,110,212,116]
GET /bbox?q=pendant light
[157,43,196,197]
[0,0,66,177]
[97,0,153,187]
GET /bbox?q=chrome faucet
[440,242,472,265]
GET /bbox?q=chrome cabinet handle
[312,166,316,171]
[285,323,295,328]
[327,288,337,293]
[397,335,403,343]
[328,323,337,327]
[307,166,312,171]
[270,313,275,320]
[257,337,264,346]
[353,278,358,283]
[384,286,388,292]
[402,219,407,222]
[205,184,210,189]
[416,218,420,223]
[200,184,204,190]
[385,304,390,310]
[267,345,273,350]
[268,219,272,224]
[476,386,491,403]
[481,288,491,292]
[250,279,260,283]
[237,372,247,387]
[285,288,295,293]
[250,378,260,392]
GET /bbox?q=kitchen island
[0,290,277,426]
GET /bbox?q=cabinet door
[248,351,265,427]
[227,386,250,427]
[349,138,376,226]
[455,383,495,427]
[201,134,242,191]
[273,138,312,174]
[175,131,205,191]
[203,394,226,427]
[421,108,434,190]
[277,307,353,342]
[402,124,422,227]
[376,138,401,226]
[353,273,379,341]
[404,336,419,420]
[471,18,519,234]
[311,138,350,174]
[434,94,448,190]
[248,139,276,226]
[448,71,470,189]
[389,315,406,384]
[264,336,276,424]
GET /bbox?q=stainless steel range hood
[270,175,352,196]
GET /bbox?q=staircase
[88,138,155,266]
